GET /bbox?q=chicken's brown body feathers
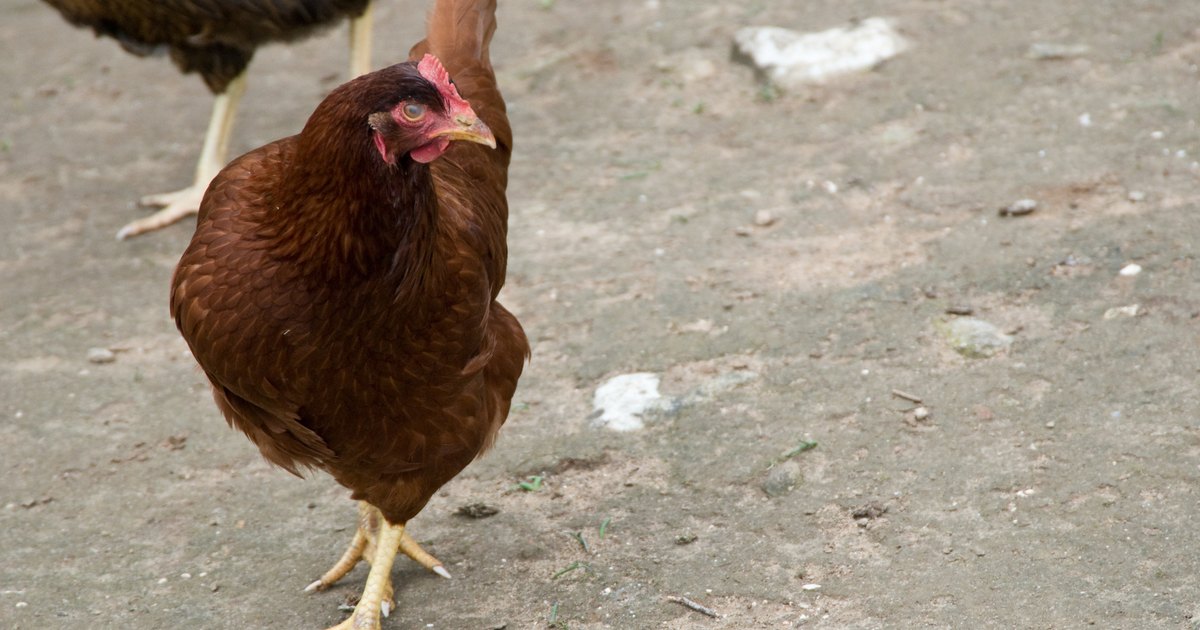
[42,0,369,92]
[171,0,525,525]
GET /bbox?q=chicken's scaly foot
[117,70,247,240]
[305,528,368,594]
[117,184,209,239]
[325,519,404,630]
[306,503,450,619]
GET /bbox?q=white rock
[1000,199,1038,216]
[1118,263,1142,277]
[753,209,777,226]
[1027,43,1090,60]
[734,18,909,89]
[1103,304,1140,319]
[87,347,116,364]
[592,373,663,431]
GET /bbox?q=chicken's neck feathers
[268,137,444,296]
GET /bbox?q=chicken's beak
[431,114,497,149]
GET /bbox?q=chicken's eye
[402,103,426,121]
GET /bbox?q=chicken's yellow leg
[326,519,404,630]
[348,2,373,77]
[117,70,247,239]
[306,503,450,618]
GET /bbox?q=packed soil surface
[4,1,1200,628]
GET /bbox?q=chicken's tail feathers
[410,0,510,159]
[410,0,497,71]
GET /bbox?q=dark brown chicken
[169,0,525,627]
[41,0,374,239]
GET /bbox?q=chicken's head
[367,55,496,165]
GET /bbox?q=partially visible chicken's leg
[306,502,450,617]
[116,71,247,240]
[325,518,405,630]
[348,1,374,77]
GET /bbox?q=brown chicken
[41,0,375,239]
[169,0,526,627]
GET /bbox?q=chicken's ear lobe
[368,112,396,165]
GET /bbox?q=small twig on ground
[666,595,720,618]
[890,389,923,404]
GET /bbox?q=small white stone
[753,209,777,226]
[1078,112,1092,127]
[86,347,116,364]
[1151,130,1165,140]
[1027,43,1090,59]
[1103,304,1140,319]
[913,406,930,420]
[801,583,822,591]
[1127,190,1146,202]
[1118,263,1142,277]
[1001,199,1038,216]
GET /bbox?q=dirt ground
[4,0,1200,628]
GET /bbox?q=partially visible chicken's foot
[117,71,247,240]
[306,503,450,615]
[325,518,405,630]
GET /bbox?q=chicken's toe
[117,185,207,239]
[306,529,368,593]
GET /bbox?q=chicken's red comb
[418,54,470,111]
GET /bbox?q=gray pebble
[937,318,1014,358]
[762,460,802,497]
